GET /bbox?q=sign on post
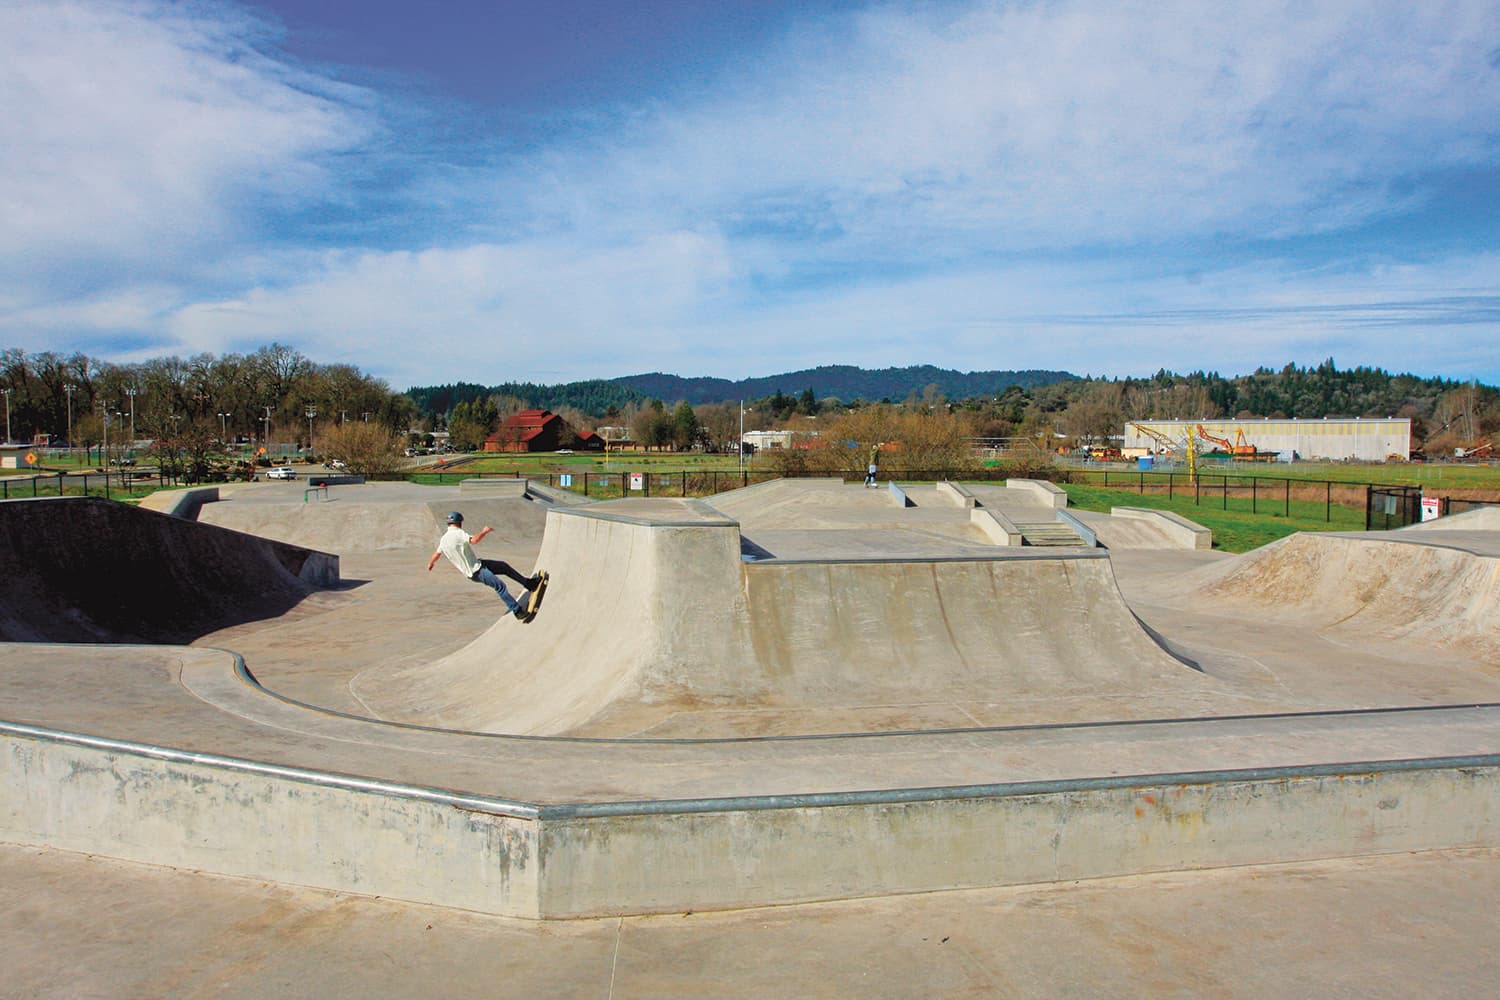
[629,472,645,491]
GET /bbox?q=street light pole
[305,406,317,456]
[739,400,744,472]
[64,383,77,450]
[218,412,230,442]
[2,387,11,444]
[124,387,137,445]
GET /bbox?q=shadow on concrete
[0,496,338,644]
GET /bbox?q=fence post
[1139,471,1145,494]
[1284,478,1290,518]
[1251,476,1257,514]
[1326,481,1331,522]
[1222,476,1228,510]
[1168,473,1174,499]
[1195,475,1200,506]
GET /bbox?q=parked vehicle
[266,466,297,480]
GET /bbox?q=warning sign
[25,452,37,466]
[629,472,645,491]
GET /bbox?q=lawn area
[1059,482,1368,553]
[442,450,745,474]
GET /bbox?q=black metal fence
[1366,485,1423,531]
[397,466,1399,523]
[0,469,173,501]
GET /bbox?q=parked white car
[266,466,297,480]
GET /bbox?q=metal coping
[225,653,1500,748]
[740,549,1109,566]
[4,718,1495,823]
[555,498,739,529]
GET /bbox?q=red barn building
[484,410,603,453]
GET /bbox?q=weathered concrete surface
[1109,506,1213,549]
[3,641,1498,917]
[1168,530,1500,660]
[352,498,1209,737]
[3,479,1500,926]
[6,842,1498,999]
[0,496,337,642]
[194,480,550,554]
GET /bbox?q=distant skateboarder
[427,511,547,621]
[864,443,883,488]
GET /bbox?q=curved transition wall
[0,496,337,643]
[352,499,1205,736]
[1190,531,1500,660]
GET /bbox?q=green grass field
[1058,483,1369,552]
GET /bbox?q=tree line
[1,344,416,453]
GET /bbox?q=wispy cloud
[2,0,1498,386]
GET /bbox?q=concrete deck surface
[3,478,1499,989]
[6,842,1497,999]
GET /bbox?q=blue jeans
[471,559,532,613]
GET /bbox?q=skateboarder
[864,442,883,487]
[427,511,547,621]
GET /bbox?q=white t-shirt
[437,524,481,577]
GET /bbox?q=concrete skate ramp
[194,486,550,555]
[0,497,336,643]
[1183,531,1500,660]
[352,498,1206,736]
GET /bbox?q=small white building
[741,429,795,451]
[1123,417,1411,462]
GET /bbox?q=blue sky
[3,0,1498,390]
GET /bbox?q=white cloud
[0,0,373,293]
[2,0,1497,385]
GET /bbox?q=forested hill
[405,365,1078,417]
[618,366,1077,405]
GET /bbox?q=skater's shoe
[513,604,534,622]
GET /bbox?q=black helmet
[446,511,464,525]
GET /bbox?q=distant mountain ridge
[405,365,1078,416]
[615,365,1078,405]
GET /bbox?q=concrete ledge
[307,474,365,487]
[1007,478,1068,509]
[141,486,219,520]
[887,481,912,507]
[971,506,1023,545]
[936,481,978,508]
[1112,507,1213,549]
[4,721,1495,919]
[460,478,529,498]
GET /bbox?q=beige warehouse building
[1123,417,1411,462]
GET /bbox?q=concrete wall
[1006,479,1068,509]
[1,726,542,918]
[1111,507,1213,549]
[5,722,1494,919]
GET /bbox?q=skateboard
[523,570,549,621]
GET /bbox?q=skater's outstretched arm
[469,525,493,544]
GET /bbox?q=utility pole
[262,406,273,455]
[305,406,317,456]
[2,387,11,444]
[218,412,231,442]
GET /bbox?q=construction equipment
[1195,424,1273,460]
[1455,441,1494,460]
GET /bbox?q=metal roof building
[1123,417,1411,462]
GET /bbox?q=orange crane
[1196,424,1259,457]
